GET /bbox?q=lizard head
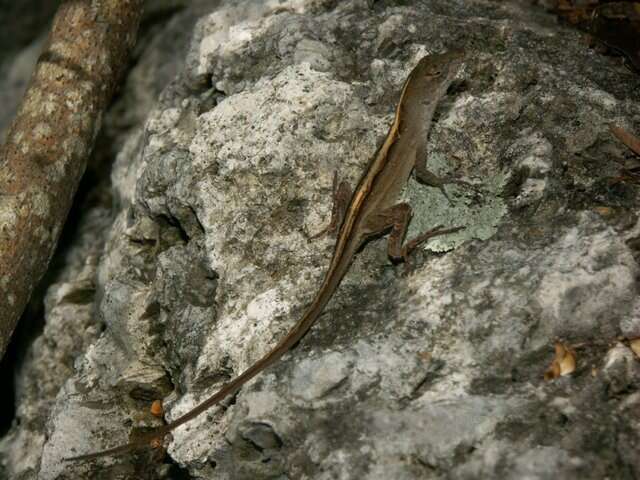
[413,49,465,87]
[397,50,466,127]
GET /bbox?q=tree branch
[0,0,144,360]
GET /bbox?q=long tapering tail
[65,238,357,462]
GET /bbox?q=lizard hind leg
[309,170,352,240]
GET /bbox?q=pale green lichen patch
[0,198,19,235]
[47,157,68,184]
[13,131,24,145]
[33,122,53,141]
[47,39,72,59]
[20,87,42,116]
[30,190,51,219]
[61,137,80,158]
[406,167,507,253]
[42,91,59,116]
[63,88,89,112]
[34,225,51,244]
[38,61,72,86]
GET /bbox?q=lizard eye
[428,70,442,77]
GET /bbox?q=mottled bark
[0,0,143,360]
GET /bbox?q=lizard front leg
[361,203,462,264]
[414,144,480,204]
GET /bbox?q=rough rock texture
[2,0,640,479]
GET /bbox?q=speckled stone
[2,0,640,479]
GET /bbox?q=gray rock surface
[1,0,640,479]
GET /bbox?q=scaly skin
[66,50,466,462]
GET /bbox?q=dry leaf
[150,399,164,417]
[591,2,640,72]
[629,338,640,358]
[150,437,164,449]
[417,351,432,361]
[544,359,562,381]
[549,1,640,72]
[544,342,577,380]
[611,125,640,157]
[558,344,577,375]
[594,206,614,216]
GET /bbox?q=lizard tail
[64,440,147,461]
[66,220,358,463]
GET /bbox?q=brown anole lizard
[66,49,467,462]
